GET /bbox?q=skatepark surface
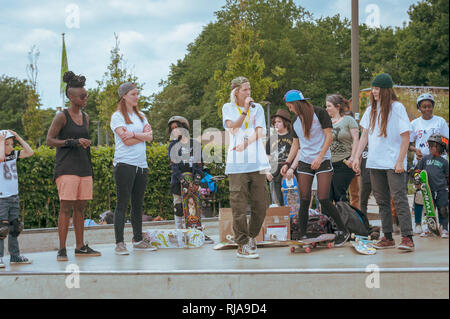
[0,195,448,299]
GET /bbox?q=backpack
[290,209,334,239]
[335,201,370,236]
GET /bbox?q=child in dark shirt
[415,134,449,238]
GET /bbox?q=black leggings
[113,163,148,244]
[297,171,347,236]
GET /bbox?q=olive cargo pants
[228,171,269,245]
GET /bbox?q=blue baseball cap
[283,90,310,103]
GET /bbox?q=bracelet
[282,161,292,168]
[241,112,247,116]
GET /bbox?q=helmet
[0,130,14,140]
[427,134,448,150]
[168,116,189,130]
[416,93,435,109]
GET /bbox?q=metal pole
[351,0,360,119]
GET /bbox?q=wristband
[65,139,80,148]
[282,161,292,168]
[241,112,247,116]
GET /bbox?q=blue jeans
[0,195,21,257]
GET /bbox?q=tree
[0,76,31,136]
[96,33,149,143]
[397,0,449,86]
[214,19,284,115]
[22,45,45,147]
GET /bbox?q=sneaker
[441,229,449,239]
[236,243,259,259]
[10,255,32,264]
[0,257,5,268]
[420,231,431,237]
[334,231,350,247]
[414,224,423,235]
[57,248,69,261]
[248,237,257,253]
[204,234,215,245]
[75,244,102,257]
[398,236,415,251]
[373,237,396,249]
[132,238,157,251]
[115,242,130,255]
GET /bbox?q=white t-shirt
[0,150,20,198]
[222,102,271,174]
[410,115,449,164]
[292,106,332,164]
[110,111,149,168]
[360,101,411,170]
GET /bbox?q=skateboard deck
[281,176,300,217]
[213,235,288,250]
[181,172,203,229]
[285,233,336,253]
[144,229,205,248]
[417,170,440,236]
[351,234,376,255]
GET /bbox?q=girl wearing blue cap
[409,93,449,236]
[280,90,350,246]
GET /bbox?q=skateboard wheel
[351,233,355,239]
[290,246,295,253]
[367,235,371,241]
[327,242,332,249]
[305,247,311,253]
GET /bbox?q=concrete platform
[0,195,448,299]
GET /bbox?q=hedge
[17,144,229,229]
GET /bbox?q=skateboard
[415,170,440,236]
[181,172,203,229]
[351,234,376,255]
[281,176,300,217]
[285,233,336,253]
[143,229,205,248]
[213,235,288,250]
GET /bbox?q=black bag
[290,212,334,239]
[335,201,370,236]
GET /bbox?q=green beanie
[371,73,394,88]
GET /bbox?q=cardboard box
[219,206,290,242]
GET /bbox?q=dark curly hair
[63,71,86,98]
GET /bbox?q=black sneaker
[334,231,350,247]
[57,248,68,261]
[75,244,101,257]
[10,255,32,264]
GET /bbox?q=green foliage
[17,144,229,229]
[95,34,149,142]
[22,90,45,147]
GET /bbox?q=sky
[0,0,419,110]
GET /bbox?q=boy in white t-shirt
[409,93,449,234]
[222,76,270,259]
[0,130,34,267]
[353,73,415,252]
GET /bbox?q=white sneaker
[237,243,259,259]
[414,224,423,234]
[248,237,257,253]
[441,229,449,239]
[0,257,4,268]
[115,242,130,255]
[132,238,157,251]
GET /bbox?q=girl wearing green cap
[353,73,415,251]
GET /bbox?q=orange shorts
[56,175,93,201]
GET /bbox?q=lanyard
[237,106,250,130]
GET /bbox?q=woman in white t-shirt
[110,82,155,255]
[222,76,270,259]
[409,93,449,234]
[280,90,350,247]
[353,73,414,251]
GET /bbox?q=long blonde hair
[369,88,398,137]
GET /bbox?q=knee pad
[438,206,449,220]
[0,220,9,240]
[10,219,23,237]
[174,203,184,217]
